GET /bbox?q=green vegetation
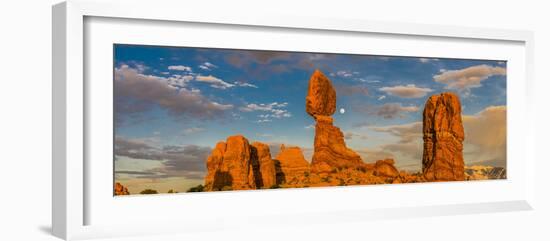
[167,189,178,193]
[186,184,205,192]
[139,189,158,194]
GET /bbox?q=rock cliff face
[204,136,279,191]
[274,144,310,183]
[251,142,277,188]
[205,135,256,191]
[114,182,129,195]
[306,70,364,172]
[422,92,465,181]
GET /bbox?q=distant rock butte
[274,144,310,183]
[114,182,129,195]
[465,166,507,180]
[306,70,364,172]
[422,92,465,181]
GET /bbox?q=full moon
[339,108,345,114]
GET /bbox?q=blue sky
[114,44,507,193]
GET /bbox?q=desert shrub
[304,171,310,177]
[331,168,338,174]
[338,179,346,186]
[139,189,158,194]
[186,184,204,192]
[269,184,281,189]
[221,185,233,191]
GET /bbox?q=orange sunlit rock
[422,92,465,181]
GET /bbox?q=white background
[1,0,549,240]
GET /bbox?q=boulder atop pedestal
[306,69,337,118]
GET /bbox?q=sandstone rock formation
[205,135,256,191]
[373,159,399,178]
[204,135,279,191]
[274,144,310,184]
[199,71,476,192]
[422,92,465,181]
[306,69,337,117]
[306,70,364,172]
[114,182,129,195]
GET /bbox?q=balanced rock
[114,182,129,195]
[422,92,465,181]
[306,69,336,118]
[251,142,277,188]
[306,70,364,173]
[274,144,310,183]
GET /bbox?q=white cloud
[370,122,424,170]
[255,119,272,123]
[240,102,288,112]
[419,58,439,63]
[234,81,258,88]
[195,75,235,89]
[371,122,422,143]
[378,95,386,101]
[166,74,194,88]
[167,65,193,72]
[434,64,506,91]
[462,105,506,167]
[198,62,218,71]
[240,102,291,122]
[114,65,233,121]
[379,84,434,98]
[331,70,355,78]
[374,103,419,119]
[344,131,368,140]
[182,127,205,135]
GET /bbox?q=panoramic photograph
[113,44,507,195]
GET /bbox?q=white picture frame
[52,0,535,240]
